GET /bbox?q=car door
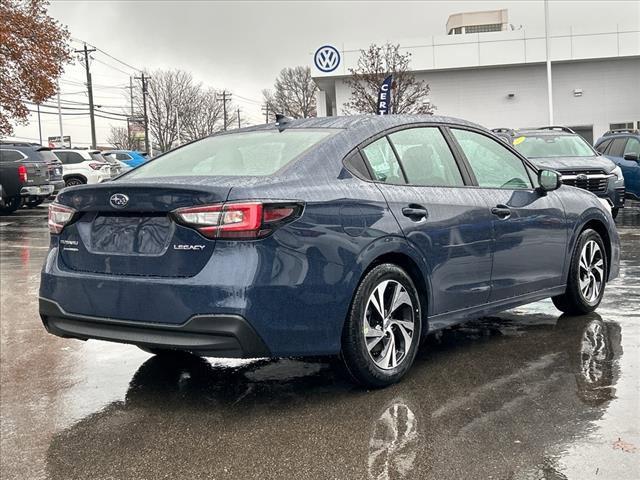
[448,127,567,301]
[605,136,640,197]
[360,126,494,319]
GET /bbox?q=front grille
[560,169,610,194]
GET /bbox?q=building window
[609,122,634,131]
[465,24,502,34]
[448,27,463,35]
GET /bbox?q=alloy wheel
[578,240,604,303]
[364,280,415,370]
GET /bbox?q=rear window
[89,152,108,163]
[37,150,60,162]
[512,134,595,157]
[125,129,336,178]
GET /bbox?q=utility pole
[237,108,241,129]
[135,73,150,153]
[261,104,270,124]
[216,90,232,131]
[544,0,554,125]
[36,104,42,145]
[56,80,64,146]
[75,43,97,148]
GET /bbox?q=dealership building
[311,10,640,143]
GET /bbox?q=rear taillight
[18,165,28,183]
[172,201,302,239]
[88,162,106,170]
[48,203,77,234]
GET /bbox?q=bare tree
[136,70,239,152]
[343,43,435,115]
[1,0,71,135]
[262,66,317,120]
[106,126,139,150]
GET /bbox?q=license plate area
[89,213,173,255]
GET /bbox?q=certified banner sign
[377,75,393,115]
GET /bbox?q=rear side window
[452,129,532,189]
[389,127,464,187]
[595,139,611,154]
[361,137,405,185]
[126,130,336,178]
[0,150,24,162]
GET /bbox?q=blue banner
[377,75,393,115]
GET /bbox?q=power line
[70,37,142,73]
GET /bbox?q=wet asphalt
[0,203,639,480]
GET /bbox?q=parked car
[103,150,147,168]
[52,149,112,186]
[40,115,620,387]
[494,126,625,218]
[0,145,54,214]
[594,129,640,200]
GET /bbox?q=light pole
[544,0,554,125]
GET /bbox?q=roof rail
[538,126,576,134]
[603,129,639,136]
[491,128,515,134]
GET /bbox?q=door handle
[491,205,511,219]
[402,206,428,221]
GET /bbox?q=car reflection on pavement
[45,312,622,480]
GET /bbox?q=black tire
[611,207,619,219]
[137,346,188,356]
[0,196,21,214]
[23,197,44,208]
[340,263,422,388]
[64,177,85,187]
[552,229,607,315]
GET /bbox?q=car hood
[528,155,615,173]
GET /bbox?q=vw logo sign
[314,45,340,73]
[109,193,129,209]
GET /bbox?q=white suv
[52,149,112,187]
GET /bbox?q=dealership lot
[1,204,638,479]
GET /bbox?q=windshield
[125,129,337,179]
[512,134,595,158]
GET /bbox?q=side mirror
[623,152,639,162]
[538,169,562,192]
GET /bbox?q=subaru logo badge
[576,174,588,181]
[314,45,340,73]
[109,193,129,208]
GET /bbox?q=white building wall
[333,57,639,139]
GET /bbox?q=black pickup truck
[0,145,54,214]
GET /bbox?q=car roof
[0,144,51,152]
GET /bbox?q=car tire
[611,207,619,219]
[340,263,422,388]
[64,177,85,187]
[0,196,22,214]
[138,346,188,356]
[552,229,607,315]
[23,197,44,208]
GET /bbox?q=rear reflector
[49,203,77,234]
[172,201,302,239]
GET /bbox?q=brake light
[172,201,302,239]
[88,162,106,170]
[48,203,77,234]
[18,165,28,183]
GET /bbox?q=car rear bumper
[20,185,54,197]
[40,297,271,357]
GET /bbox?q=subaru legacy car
[594,129,640,200]
[40,116,620,387]
[493,126,625,218]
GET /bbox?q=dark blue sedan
[40,116,620,387]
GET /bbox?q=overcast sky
[11,0,639,147]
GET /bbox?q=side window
[0,150,24,162]
[361,137,405,185]
[623,137,640,156]
[451,129,532,189]
[388,127,464,187]
[608,138,627,157]
[595,139,611,154]
[344,150,371,179]
[66,152,85,164]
